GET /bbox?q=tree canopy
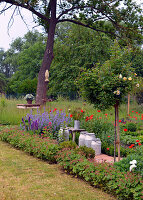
[0,0,142,103]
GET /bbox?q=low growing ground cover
[0,126,142,200]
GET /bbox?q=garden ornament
[45,70,49,82]
[129,160,137,172]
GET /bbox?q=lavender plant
[21,108,72,139]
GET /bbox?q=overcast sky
[0,0,142,51]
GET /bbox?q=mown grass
[0,140,116,200]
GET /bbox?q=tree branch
[0,3,12,14]
[0,0,50,23]
[57,18,119,38]
[57,5,93,20]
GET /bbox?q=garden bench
[16,104,40,109]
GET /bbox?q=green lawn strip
[0,141,116,200]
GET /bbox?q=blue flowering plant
[21,108,72,140]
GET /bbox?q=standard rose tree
[78,41,140,161]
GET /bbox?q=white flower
[136,83,139,87]
[116,90,120,95]
[113,90,120,95]
[123,77,127,81]
[128,77,132,81]
[119,74,122,79]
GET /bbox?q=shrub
[59,141,77,150]
[127,123,137,132]
[114,145,143,177]
[59,141,95,158]
[75,145,95,158]
[56,148,143,200]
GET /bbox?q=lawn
[0,140,116,200]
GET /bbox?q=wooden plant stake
[114,100,120,162]
[127,93,130,116]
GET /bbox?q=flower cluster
[21,109,72,138]
[69,107,85,120]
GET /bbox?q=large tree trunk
[36,0,57,104]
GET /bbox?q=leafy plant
[70,107,85,120]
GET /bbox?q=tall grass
[0,96,143,126]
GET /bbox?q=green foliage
[48,23,112,98]
[0,95,7,108]
[70,107,85,120]
[75,146,95,158]
[114,146,143,177]
[56,148,143,200]
[126,123,137,132]
[0,126,143,200]
[59,141,77,150]
[0,73,7,93]
[0,126,59,163]
[78,41,139,110]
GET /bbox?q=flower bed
[0,126,142,200]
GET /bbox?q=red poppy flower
[124,129,128,132]
[70,114,73,117]
[141,118,143,120]
[129,114,130,116]
[136,140,139,143]
[136,112,138,114]
[119,120,121,122]
[138,143,142,145]
[90,115,93,119]
[132,111,134,113]
[81,109,84,113]
[129,146,133,148]
[107,136,111,138]
[105,114,108,116]
[107,148,109,150]
[130,144,135,147]
[97,110,101,112]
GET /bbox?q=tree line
[0,23,143,99]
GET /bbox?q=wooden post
[114,100,120,162]
[114,104,117,162]
[127,93,130,116]
[116,102,120,161]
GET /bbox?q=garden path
[94,154,122,163]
